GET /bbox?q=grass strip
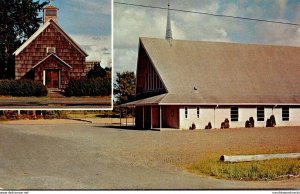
[185,158,300,181]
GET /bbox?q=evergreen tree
[0,0,47,78]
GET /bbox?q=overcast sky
[40,0,111,67]
[114,0,300,73]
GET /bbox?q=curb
[65,118,93,123]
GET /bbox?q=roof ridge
[140,37,300,48]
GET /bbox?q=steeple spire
[165,0,173,40]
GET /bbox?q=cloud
[66,0,111,16]
[70,34,112,67]
[113,48,137,73]
[255,22,300,46]
[114,0,300,74]
[114,0,234,73]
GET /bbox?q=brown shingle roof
[126,37,300,106]
[13,19,88,57]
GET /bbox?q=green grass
[185,158,300,181]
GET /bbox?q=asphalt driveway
[0,121,299,189]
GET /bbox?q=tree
[114,71,136,105]
[0,0,47,79]
[86,63,107,78]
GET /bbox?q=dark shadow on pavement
[93,125,154,131]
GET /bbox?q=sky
[39,0,111,67]
[114,0,300,73]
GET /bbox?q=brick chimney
[43,5,59,23]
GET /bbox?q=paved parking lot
[0,121,299,189]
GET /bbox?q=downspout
[133,107,135,127]
[273,104,277,115]
[160,106,162,130]
[125,108,128,127]
[143,106,145,129]
[119,108,122,126]
[150,105,153,129]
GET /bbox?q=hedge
[0,79,48,97]
[64,77,111,97]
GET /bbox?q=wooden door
[45,70,59,88]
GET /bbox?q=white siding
[215,108,230,128]
[178,106,300,129]
[179,107,215,129]
[276,107,300,126]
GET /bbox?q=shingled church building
[13,4,96,89]
[122,4,300,130]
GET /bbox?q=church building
[13,4,96,89]
[122,4,300,130]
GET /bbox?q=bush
[189,123,196,130]
[245,120,251,128]
[266,119,272,127]
[0,79,47,97]
[43,111,67,119]
[249,117,255,127]
[221,118,230,129]
[246,117,255,128]
[64,77,111,97]
[270,115,276,127]
[266,115,276,127]
[205,122,212,129]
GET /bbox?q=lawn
[185,157,300,181]
[168,127,300,181]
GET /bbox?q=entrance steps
[47,89,65,98]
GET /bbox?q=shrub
[249,117,255,127]
[64,77,111,97]
[43,111,67,119]
[205,122,212,129]
[221,118,230,129]
[266,115,276,127]
[189,123,196,130]
[270,115,276,127]
[266,119,272,127]
[245,120,251,128]
[246,117,255,128]
[0,79,47,97]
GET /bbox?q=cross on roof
[48,0,54,5]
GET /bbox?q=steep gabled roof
[127,37,300,105]
[13,19,88,57]
[32,53,72,69]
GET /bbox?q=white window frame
[46,47,56,54]
[257,107,265,121]
[230,107,239,122]
[282,107,289,121]
[184,107,188,119]
[197,107,200,118]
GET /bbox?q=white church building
[122,4,300,130]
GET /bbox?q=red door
[45,70,59,88]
